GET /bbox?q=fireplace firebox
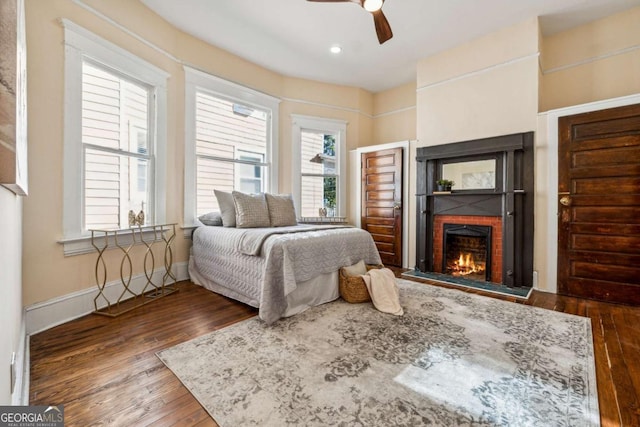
[443,224,491,282]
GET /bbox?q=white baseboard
[11,311,28,405]
[25,262,189,336]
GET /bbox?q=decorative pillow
[232,191,271,228]
[265,193,297,227]
[342,260,368,276]
[214,190,236,227]
[198,211,223,226]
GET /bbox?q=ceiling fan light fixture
[363,0,383,12]
[307,0,391,45]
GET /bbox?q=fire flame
[450,252,485,277]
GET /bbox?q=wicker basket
[339,264,384,303]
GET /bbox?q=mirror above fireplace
[442,159,496,190]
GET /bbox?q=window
[193,93,268,216]
[300,131,337,217]
[82,61,152,229]
[61,21,168,255]
[184,67,280,226]
[292,115,347,218]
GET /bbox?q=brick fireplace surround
[433,215,503,284]
[415,132,534,288]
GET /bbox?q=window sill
[298,217,348,225]
[182,224,199,239]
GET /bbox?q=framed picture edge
[0,0,28,196]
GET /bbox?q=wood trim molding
[416,132,525,161]
[416,53,539,93]
[542,44,640,75]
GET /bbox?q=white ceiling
[141,0,640,93]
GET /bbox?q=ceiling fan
[307,0,393,44]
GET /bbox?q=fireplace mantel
[415,132,534,288]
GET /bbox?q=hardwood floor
[30,278,640,426]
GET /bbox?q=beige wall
[0,188,23,404]
[416,18,539,145]
[371,82,416,145]
[540,7,640,111]
[22,0,377,307]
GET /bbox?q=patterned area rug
[157,279,600,426]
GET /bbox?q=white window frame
[291,115,347,218]
[183,66,280,228]
[60,20,169,256]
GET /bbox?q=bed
[188,224,382,323]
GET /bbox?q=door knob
[559,196,572,207]
[393,203,402,210]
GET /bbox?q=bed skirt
[188,256,339,318]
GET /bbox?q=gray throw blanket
[237,224,351,255]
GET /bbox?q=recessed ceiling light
[330,45,342,54]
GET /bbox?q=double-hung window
[61,21,168,255]
[193,93,268,215]
[184,67,280,225]
[82,61,152,229]
[292,115,347,218]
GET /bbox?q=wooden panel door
[558,103,640,304]
[361,148,403,266]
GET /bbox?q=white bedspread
[190,225,382,323]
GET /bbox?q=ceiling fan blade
[307,0,391,44]
[372,9,393,44]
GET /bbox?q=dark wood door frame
[356,142,409,267]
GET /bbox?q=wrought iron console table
[90,223,178,317]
